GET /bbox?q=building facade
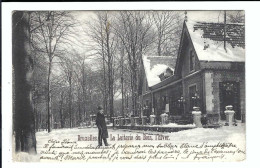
[140,20,245,125]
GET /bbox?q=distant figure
[96,105,109,146]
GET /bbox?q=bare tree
[86,11,118,120]
[73,56,85,123]
[30,11,76,132]
[49,73,68,128]
[150,11,183,56]
[119,44,125,116]
[59,89,65,128]
[31,51,48,132]
[70,51,91,124]
[227,11,245,23]
[85,67,105,116]
[114,11,154,116]
[59,56,74,128]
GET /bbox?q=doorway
[219,82,241,120]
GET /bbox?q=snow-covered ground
[36,123,245,144]
[14,123,246,162]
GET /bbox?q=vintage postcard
[10,9,246,163]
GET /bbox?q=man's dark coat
[96,112,108,138]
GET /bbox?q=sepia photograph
[2,1,258,166]
[10,9,247,163]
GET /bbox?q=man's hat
[97,105,103,110]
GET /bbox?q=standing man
[96,105,109,146]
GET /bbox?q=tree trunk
[121,75,124,117]
[82,63,86,122]
[34,99,38,132]
[82,89,86,122]
[106,24,114,121]
[101,27,108,117]
[47,11,54,133]
[108,61,113,120]
[121,47,125,117]
[13,11,37,154]
[102,59,108,116]
[131,62,138,116]
[158,35,162,56]
[69,74,72,128]
[59,91,64,128]
[77,87,81,125]
[109,65,114,120]
[47,61,52,132]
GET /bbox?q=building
[140,20,245,125]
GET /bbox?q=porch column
[204,72,218,125]
[204,72,214,113]
[181,79,186,113]
[151,91,154,114]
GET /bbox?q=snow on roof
[143,55,175,87]
[185,20,245,62]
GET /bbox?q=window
[190,50,195,72]
[144,100,149,116]
[146,100,149,107]
[189,85,197,111]
[161,96,167,111]
[145,79,148,92]
[154,97,157,108]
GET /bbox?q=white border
[2,2,260,168]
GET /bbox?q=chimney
[184,11,188,22]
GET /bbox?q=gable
[175,22,200,76]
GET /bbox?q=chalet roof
[185,20,245,62]
[143,55,175,87]
[146,20,245,92]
